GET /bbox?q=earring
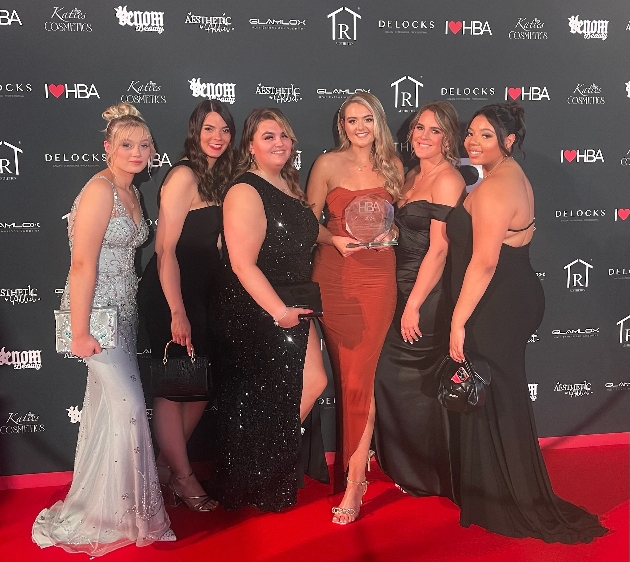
[147,158,152,178]
[250,153,256,168]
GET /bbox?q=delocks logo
[115,6,164,33]
[445,20,492,36]
[45,6,92,32]
[391,76,423,113]
[509,17,547,40]
[186,12,232,33]
[0,83,32,98]
[189,78,235,104]
[567,83,605,105]
[44,83,100,99]
[441,86,495,102]
[0,140,22,178]
[250,17,305,31]
[564,259,592,291]
[560,149,604,163]
[121,80,166,104]
[568,15,608,40]
[0,9,21,25]
[0,412,45,434]
[505,86,549,102]
[255,83,301,103]
[554,381,593,397]
[45,152,106,168]
[609,266,630,280]
[0,285,39,305]
[0,347,42,370]
[327,7,361,45]
[378,19,435,34]
[555,208,605,222]
[316,87,369,100]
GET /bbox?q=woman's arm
[154,166,198,354]
[449,180,514,361]
[223,183,308,328]
[68,179,115,357]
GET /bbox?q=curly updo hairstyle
[102,102,155,167]
[467,102,526,157]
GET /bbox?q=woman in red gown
[308,92,403,524]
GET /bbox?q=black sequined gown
[213,172,320,512]
[374,200,455,499]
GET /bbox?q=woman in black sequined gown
[213,108,328,511]
[374,102,465,498]
[447,103,606,542]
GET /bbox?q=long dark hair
[183,100,236,204]
[467,102,526,157]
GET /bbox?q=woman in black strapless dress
[447,102,606,542]
[374,102,465,498]
[138,100,236,512]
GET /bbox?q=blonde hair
[407,101,461,167]
[336,92,402,200]
[234,107,310,206]
[102,102,155,168]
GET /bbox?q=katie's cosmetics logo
[45,6,93,32]
[445,20,492,36]
[0,412,45,434]
[121,80,166,104]
[509,17,547,40]
[567,83,605,105]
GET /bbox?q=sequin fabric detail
[213,172,319,512]
[60,176,149,355]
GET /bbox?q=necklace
[411,159,445,190]
[112,174,135,208]
[482,156,510,181]
[349,155,371,172]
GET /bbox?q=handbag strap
[162,340,196,365]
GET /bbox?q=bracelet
[273,307,288,326]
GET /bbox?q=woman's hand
[276,307,313,329]
[332,235,364,257]
[71,333,102,358]
[449,323,466,362]
[400,305,422,343]
[171,310,192,355]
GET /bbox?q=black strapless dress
[138,160,222,401]
[374,200,455,498]
[446,204,607,543]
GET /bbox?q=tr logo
[564,259,592,290]
[391,76,423,110]
[327,7,361,43]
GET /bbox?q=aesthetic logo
[445,20,492,35]
[568,15,608,40]
[115,6,164,33]
[0,412,45,434]
[617,314,630,346]
[391,76,423,112]
[1,286,39,305]
[45,6,92,32]
[250,17,305,30]
[552,327,599,338]
[567,83,605,105]
[255,83,301,103]
[45,152,106,168]
[378,19,435,34]
[186,12,232,33]
[189,78,235,104]
[509,17,547,40]
[0,347,42,370]
[44,83,100,99]
[0,141,22,178]
[441,86,495,101]
[121,80,165,103]
[564,259,592,291]
[0,83,32,98]
[528,384,538,401]
[554,381,593,397]
[327,7,361,45]
[505,86,550,101]
[560,149,604,163]
[0,222,40,233]
[0,9,21,25]
[555,208,605,222]
[316,87,369,99]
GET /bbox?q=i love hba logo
[560,149,604,163]
[444,20,491,35]
[615,208,630,221]
[44,83,99,99]
[505,86,549,101]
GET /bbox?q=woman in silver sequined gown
[32,105,172,556]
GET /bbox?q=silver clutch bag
[54,307,118,354]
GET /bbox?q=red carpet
[1,444,627,561]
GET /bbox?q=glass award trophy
[344,194,397,248]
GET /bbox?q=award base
[346,240,398,248]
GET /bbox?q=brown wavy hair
[233,107,310,206]
[183,100,236,204]
[407,101,461,167]
[335,92,402,200]
[102,102,155,167]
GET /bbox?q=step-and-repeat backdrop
[1,1,629,476]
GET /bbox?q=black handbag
[436,351,491,414]
[273,281,322,313]
[151,340,211,399]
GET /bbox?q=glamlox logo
[617,314,630,346]
[554,381,592,397]
[564,259,592,291]
[0,347,42,370]
[186,12,232,33]
[505,86,549,101]
[44,83,99,99]
[528,384,538,401]
[568,15,608,40]
[552,327,599,338]
[391,76,423,112]
[615,209,630,221]
[0,9,21,25]
[0,222,40,233]
[45,6,92,32]
[115,6,164,33]
[509,17,547,40]
[316,87,369,99]
[606,381,630,391]
[0,286,39,305]
[250,17,305,30]
[0,141,22,177]
[256,83,301,103]
[327,7,361,45]
[1,412,45,434]
[560,149,604,163]
[189,78,235,104]
[445,20,492,35]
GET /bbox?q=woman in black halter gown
[447,102,607,543]
[374,102,464,498]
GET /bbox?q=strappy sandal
[169,472,218,512]
[331,478,369,525]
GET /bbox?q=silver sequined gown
[32,176,170,556]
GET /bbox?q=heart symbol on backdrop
[563,150,577,162]
[48,84,65,98]
[507,87,522,100]
[618,209,630,221]
[448,21,463,34]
